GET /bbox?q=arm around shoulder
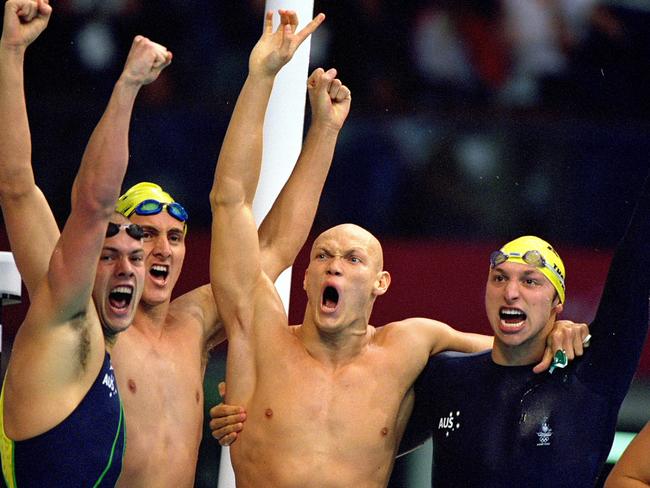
[403,317,493,356]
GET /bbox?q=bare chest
[111,328,205,468]
[247,352,411,454]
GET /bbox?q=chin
[142,288,171,306]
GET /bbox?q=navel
[265,408,273,418]
[128,379,137,393]
[196,391,201,403]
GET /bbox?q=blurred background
[0,0,649,486]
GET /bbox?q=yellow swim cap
[115,182,188,234]
[494,235,566,303]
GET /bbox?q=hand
[209,382,246,447]
[307,67,352,132]
[248,10,325,78]
[120,36,172,87]
[1,0,51,50]
[533,320,591,373]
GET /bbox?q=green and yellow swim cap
[493,235,566,303]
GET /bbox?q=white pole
[217,2,314,486]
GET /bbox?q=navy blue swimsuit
[1,352,125,487]
[400,175,650,487]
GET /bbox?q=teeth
[501,320,525,327]
[152,265,168,272]
[501,309,523,316]
[112,286,133,295]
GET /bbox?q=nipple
[128,379,137,393]
[381,427,388,436]
[265,408,273,418]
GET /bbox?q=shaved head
[313,224,384,272]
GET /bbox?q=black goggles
[132,199,188,222]
[106,222,144,240]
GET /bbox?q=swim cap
[115,182,187,233]
[496,235,566,303]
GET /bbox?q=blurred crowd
[8,0,650,247]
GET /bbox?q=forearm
[579,173,650,396]
[72,78,140,214]
[0,45,34,200]
[448,331,493,354]
[0,43,59,295]
[211,73,275,208]
[259,122,340,279]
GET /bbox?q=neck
[297,317,372,368]
[132,299,170,339]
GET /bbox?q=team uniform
[1,353,126,487]
[401,177,650,487]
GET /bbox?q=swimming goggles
[489,249,564,285]
[106,222,144,240]
[132,199,188,222]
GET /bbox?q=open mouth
[322,286,339,312]
[499,307,527,328]
[150,264,169,282]
[109,285,134,311]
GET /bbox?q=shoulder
[170,284,218,329]
[381,317,450,336]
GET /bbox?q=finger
[210,420,240,439]
[278,9,291,32]
[218,381,226,399]
[307,67,324,87]
[572,329,585,357]
[17,1,37,21]
[328,78,343,100]
[294,12,325,44]
[37,0,51,16]
[208,404,245,419]
[335,85,352,102]
[152,50,171,69]
[209,414,244,431]
[286,10,299,33]
[582,332,591,348]
[533,348,553,374]
[547,330,562,357]
[316,68,335,92]
[215,432,238,447]
[563,332,574,361]
[263,10,274,35]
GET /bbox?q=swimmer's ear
[373,271,391,296]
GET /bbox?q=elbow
[0,169,36,204]
[210,177,247,214]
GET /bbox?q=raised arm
[3,34,171,436]
[0,0,58,296]
[209,10,323,404]
[45,36,171,322]
[258,66,351,281]
[209,10,324,327]
[577,171,650,399]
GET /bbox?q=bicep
[210,202,265,336]
[410,319,486,356]
[46,211,107,316]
